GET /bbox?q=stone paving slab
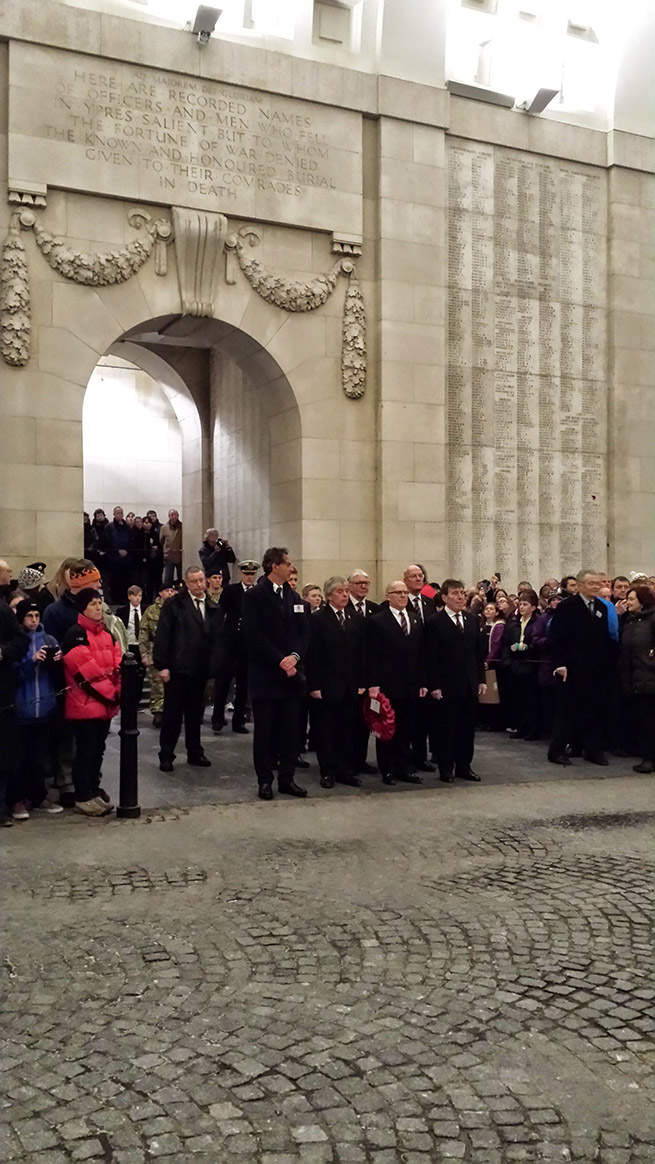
[2,775,655,1163]
[97,713,640,811]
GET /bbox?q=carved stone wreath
[227,226,367,398]
[1,207,366,398]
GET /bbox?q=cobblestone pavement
[2,776,655,1163]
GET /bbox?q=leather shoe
[414,761,436,773]
[232,725,248,734]
[382,774,396,785]
[439,772,454,783]
[583,751,609,767]
[548,754,572,766]
[211,723,223,734]
[188,754,211,767]
[336,774,362,787]
[633,760,655,773]
[359,762,378,775]
[397,772,423,784]
[320,774,334,788]
[278,779,307,797]
[457,768,481,782]
[159,759,174,773]
[258,783,273,800]
[295,756,311,770]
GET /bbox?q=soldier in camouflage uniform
[138,582,175,727]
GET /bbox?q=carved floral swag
[0,210,366,399]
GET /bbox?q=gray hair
[348,569,369,582]
[576,569,598,582]
[324,575,348,599]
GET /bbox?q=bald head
[0,559,11,587]
[403,564,424,596]
[386,579,409,611]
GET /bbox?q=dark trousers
[0,709,18,812]
[316,694,357,781]
[15,719,51,806]
[213,648,248,729]
[549,675,607,759]
[509,671,540,738]
[160,673,207,762]
[376,697,416,778]
[634,693,655,760]
[162,561,182,587]
[435,693,477,776]
[411,696,432,765]
[71,719,111,801]
[352,694,373,770]
[252,697,300,788]
[110,561,131,605]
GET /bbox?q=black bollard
[117,654,141,819]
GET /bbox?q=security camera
[192,5,221,45]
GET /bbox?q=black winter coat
[306,604,366,702]
[618,608,655,696]
[0,599,29,706]
[366,607,426,700]
[242,577,310,699]
[199,540,236,586]
[152,590,224,677]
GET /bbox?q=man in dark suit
[548,569,615,766]
[404,564,438,772]
[306,576,366,789]
[346,569,380,775]
[153,566,223,772]
[212,559,259,734]
[366,580,427,785]
[426,578,487,783]
[242,547,310,801]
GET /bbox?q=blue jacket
[43,590,79,643]
[14,626,60,721]
[598,596,619,642]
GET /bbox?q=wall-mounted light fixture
[517,87,560,113]
[191,5,221,44]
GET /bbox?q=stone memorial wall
[446,138,608,582]
[8,43,363,235]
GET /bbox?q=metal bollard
[117,654,141,819]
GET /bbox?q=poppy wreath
[363,691,396,741]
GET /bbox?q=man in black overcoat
[548,569,615,765]
[242,547,310,800]
[346,569,380,774]
[153,566,223,772]
[404,564,438,772]
[212,559,259,734]
[306,576,366,789]
[425,577,487,783]
[366,579,427,785]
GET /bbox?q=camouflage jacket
[138,598,164,661]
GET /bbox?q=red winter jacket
[61,614,122,721]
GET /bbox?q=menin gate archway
[84,314,302,564]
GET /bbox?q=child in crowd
[11,600,64,821]
[61,589,122,817]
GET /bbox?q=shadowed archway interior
[86,314,302,564]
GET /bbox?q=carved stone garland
[227,227,367,399]
[0,210,173,367]
[0,213,31,368]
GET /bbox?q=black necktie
[413,597,422,620]
[456,613,464,633]
[337,609,345,630]
[400,612,409,635]
[356,602,364,617]
[134,610,140,637]
[195,599,203,620]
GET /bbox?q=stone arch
[1,201,376,583]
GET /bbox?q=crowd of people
[1,512,654,823]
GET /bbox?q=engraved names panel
[447,139,607,581]
[8,43,362,235]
